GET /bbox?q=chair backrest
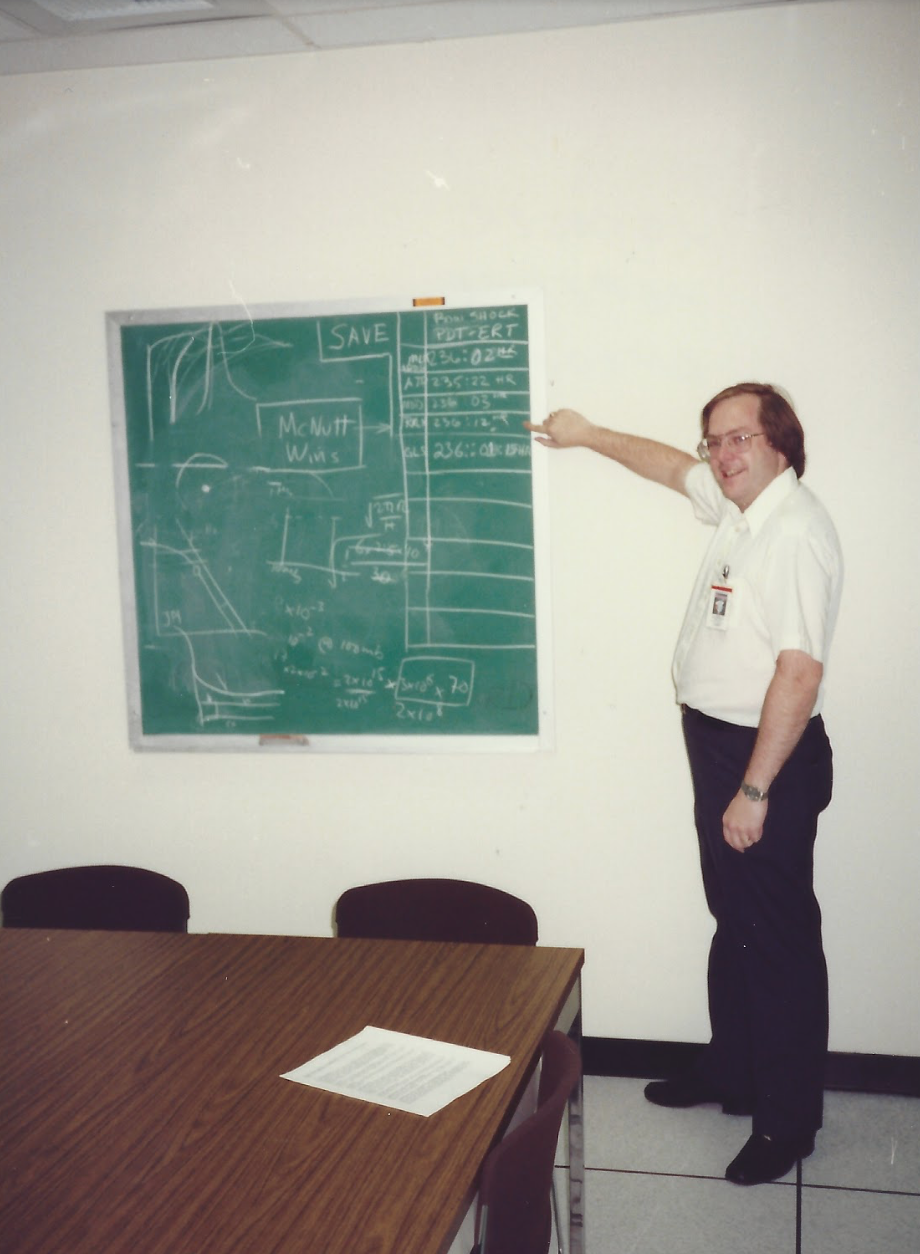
[334,878,537,946]
[1,865,190,933]
[473,1030,582,1254]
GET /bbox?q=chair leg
[551,1171,564,1254]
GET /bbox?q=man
[526,384,843,1185]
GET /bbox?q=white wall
[1,0,917,1054]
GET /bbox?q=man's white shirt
[673,463,843,727]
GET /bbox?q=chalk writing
[114,302,540,740]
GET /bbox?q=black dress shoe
[725,1133,816,1185]
[643,1076,753,1116]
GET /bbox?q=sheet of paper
[280,1025,510,1116]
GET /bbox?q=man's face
[705,393,789,512]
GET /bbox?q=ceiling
[0,0,836,75]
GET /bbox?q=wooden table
[0,929,583,1254]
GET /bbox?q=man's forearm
[582,425,697,493]
[525,408,696,495]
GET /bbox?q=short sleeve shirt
[672,463,843,727]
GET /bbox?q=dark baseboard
[583,1037,920,1098]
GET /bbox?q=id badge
[708,583,733,630]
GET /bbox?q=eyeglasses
[697,431,766,461]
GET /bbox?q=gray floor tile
[583,1075,782,1181]
[801,1186,920,1254]
[570,1075,920,1254]
[803,1091,920,1194]
[585,1168,797,1254]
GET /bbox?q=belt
[681,704,822,732]
[680,704,730,729]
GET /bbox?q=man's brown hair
[701,382,806,478]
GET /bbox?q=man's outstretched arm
[525,408,697,495]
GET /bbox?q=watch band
[741,780,769,802]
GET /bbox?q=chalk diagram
[126,306,539,734]
[144,320,292,438]
[138,325,292,727]
[141,513,283,727]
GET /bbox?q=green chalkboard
[108,295,550,750]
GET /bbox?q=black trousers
[681,705,833,1142]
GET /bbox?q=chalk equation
[113,301,543,741]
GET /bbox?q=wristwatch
[741,781,769,802]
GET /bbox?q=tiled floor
[557,1076,920,1253]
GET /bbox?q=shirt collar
[731,465,799,537]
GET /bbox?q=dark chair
[334,877,538,945]
[1,865,190,933]
[335,878,571,1250]
[472,1030,582,1254]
